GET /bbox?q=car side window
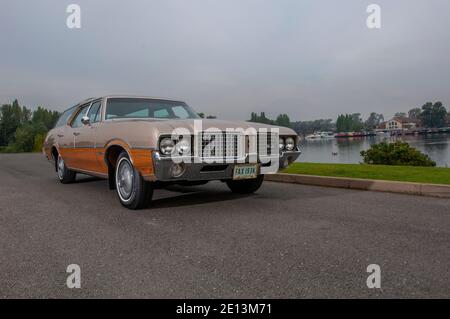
[153,108,170,118]
[54,106,76,128]
[172,106,189,119]
[71,104,90,128]
[87,101,101,123]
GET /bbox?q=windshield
[105,98,200,120]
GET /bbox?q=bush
[33,133,46,153]
[360,141,436,167]
[5,122,47,153]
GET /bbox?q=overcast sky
[1,0,449,121]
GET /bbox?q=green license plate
[233,164,258,180]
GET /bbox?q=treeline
[249,112,292,128]
[0,99,60,153]
[335,113,384,132]
[197,112,217,119]
[414,102,448,128]
[292,119,335,135]
[334,102,448,133]
[248,101,449,135]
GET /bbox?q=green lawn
[282,162,450,185]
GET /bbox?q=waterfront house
[378,117,420,131]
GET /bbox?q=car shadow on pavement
[75,176,103,183]
[149,186,254,209]
[74,175,256,209]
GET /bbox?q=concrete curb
[265,173,450,198]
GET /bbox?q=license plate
[233,164,258,180]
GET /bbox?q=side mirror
[81,116,90,125]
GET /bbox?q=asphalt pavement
[0,153,449,298]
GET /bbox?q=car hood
[129,118,297,136]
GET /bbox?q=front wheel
[226,175,264,194]
[56,154,76,184]
[115,151,153,210]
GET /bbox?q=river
[297,134,450,167]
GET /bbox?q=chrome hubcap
[117,159,134,200]
[57,156,65,179]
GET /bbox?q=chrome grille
[193,130,278,160]
[198,131,243,159]
[257,131,278,156]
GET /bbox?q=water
[297,134,450,167]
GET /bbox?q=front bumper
[151,150,301,182]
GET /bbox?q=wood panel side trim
[60,148,107,175]
[130,149,154,177]
[60,144,155,179]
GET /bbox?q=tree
[248,112,275,125]
[336,115,345,132]
[7,122,47,153]
[365,112,384,130]
[33,133,47,152]
[0,99,61,153]
[197,112,216,119]
[419,101,447,128]
[275,114,291,128]
[258,112,274,125]
[0,99,30,146]
[336,113,364,132]
[32,106,60,130]
[394,112,407,118]
[292,119,334,135]
[248,112,292,128]
[408,108,421,120]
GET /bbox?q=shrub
[5,122,47,153]
[360,141,436,167]
[33,133,46,153]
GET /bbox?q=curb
[265,173,450,198]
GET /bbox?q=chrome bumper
[151,150,301,182]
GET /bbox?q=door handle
[57,134,64,137]
[73,132,80,136]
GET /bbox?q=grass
[282,162,450,185]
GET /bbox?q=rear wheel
[56,154,76,184]
[226,175,264,194]
[115,151,153,210]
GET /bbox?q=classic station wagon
[43,96,301,209]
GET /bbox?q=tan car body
[43,96,300,182]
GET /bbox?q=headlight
[279,137,285,151]
[285,137,295,151]
[176,138,190,155]
[159,137,175,155]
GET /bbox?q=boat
[306,131,336,139]
[376,130,390,136]
[335,131,377,138]
[320,131,335,138]
[305,132,323,139]
[335,132,354,138]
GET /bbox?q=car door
[49,106,77,152]
[73,100,103,173]
[62,103,91,169]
